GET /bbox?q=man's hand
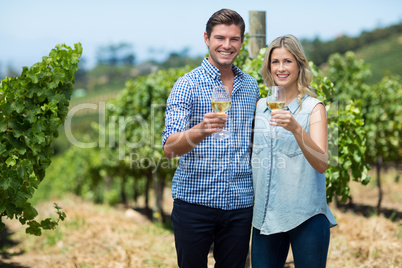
[199,112,228,135]
[163,112,228,159]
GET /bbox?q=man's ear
[204,32,209,47]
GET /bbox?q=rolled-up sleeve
[162,77,193,146]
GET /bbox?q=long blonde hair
[260,34,316,108]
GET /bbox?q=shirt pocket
[277,111,310,157]
[277,132,302,157]
[251,145,267,170]
[252,145,266,156]
[252,134,270,157]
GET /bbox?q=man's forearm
[163,125,207,159]
[163,112,228,158]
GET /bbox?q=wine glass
[211,85,231,140]
[266,86,286,138]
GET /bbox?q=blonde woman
[251,34,337,267]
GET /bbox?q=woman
[251,34,337,268]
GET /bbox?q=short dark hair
[205,9,245,41]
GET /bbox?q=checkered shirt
[162,58,260,210]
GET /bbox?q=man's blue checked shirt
[163,58,260,210]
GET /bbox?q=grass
[1,167,401,268]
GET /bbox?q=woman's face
[270,46,300,91]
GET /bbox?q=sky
[1,0,401,74]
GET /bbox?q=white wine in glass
[211,85,231,140]
[211,100,231,113]
[266,86,286,138]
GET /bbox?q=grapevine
[0,43,82,235]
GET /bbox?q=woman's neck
[284,87,300,105]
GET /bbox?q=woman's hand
[270,110,301,134]
[270,104,329,173]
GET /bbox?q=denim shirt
[252,95,337,235]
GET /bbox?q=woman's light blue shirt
[252,95,337,235]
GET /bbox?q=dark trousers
[251,214,330,268]
[171,199,253,268]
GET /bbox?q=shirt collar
[286,94,308,114]
[202,58,244,80]
[263,94,308,114]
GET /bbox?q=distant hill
[355,33,402,83]
[302,22,402,84]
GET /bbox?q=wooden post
[249,11,266,58]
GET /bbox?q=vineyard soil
[0,167,401,268]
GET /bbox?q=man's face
[204,24,243,70]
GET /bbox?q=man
[162,8,260,268]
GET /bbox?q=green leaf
[26,221,42,236]
[12,99,26,114]
[40,218,57,230]
[0,143,7,156]
[6,157,17,167]
[23,203,38,220]
[14,191,31,207]
[0,117,8,132]
[0,175,11,190]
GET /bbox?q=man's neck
[220,67,235,94]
